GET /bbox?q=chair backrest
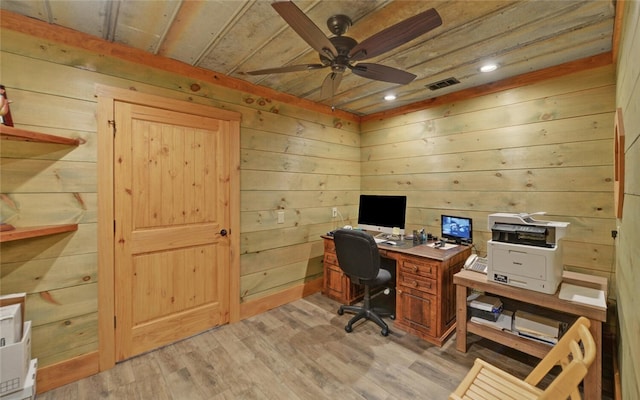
[333,229,381,284]
[526,316,596,400]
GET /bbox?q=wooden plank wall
[0,22,357,369]
[614,0,640,398]
[360,65,618,293]
[0,10,633,391]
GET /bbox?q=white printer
[487,213,569,294]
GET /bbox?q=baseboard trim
[37,351,100,394]
[240,277,323,320]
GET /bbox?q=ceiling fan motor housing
[320,36,358,71]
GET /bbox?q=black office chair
[333,229,394,336]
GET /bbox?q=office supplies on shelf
[514,310,565,339]
[467,293,502,321]
[468,294,502,313]
[470,310,513,332]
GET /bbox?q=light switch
[277,210,285,224]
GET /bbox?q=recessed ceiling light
[384,94,397,101]
[480,64,498,73]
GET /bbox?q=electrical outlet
[277,210,285,224]
[332,207,338,218]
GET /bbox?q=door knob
[220,229,228,236]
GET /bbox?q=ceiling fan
[243,1,443,101]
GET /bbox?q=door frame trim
[96,84,241,371]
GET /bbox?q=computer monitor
[441,215,473,244]
[357,195,407,235]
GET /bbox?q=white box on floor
[0,321,31,397]
[0,294,25,345]
[0,304,22,347]
[1,358,37,400]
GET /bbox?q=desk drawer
[324,252,338,266]
[324,239,336,253]
[399,257,437,279]
[399,273,437,295]
[396,287,436,337]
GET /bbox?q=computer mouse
[384,241,396,246]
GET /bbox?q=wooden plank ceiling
[0,0,615,116]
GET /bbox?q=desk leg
[455,284,468,352]
[583,319,602,400]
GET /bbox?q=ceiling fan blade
[351,63,416,84]
[242,64,326,75]
[349,8,442,61]
[320,72,343,99]
[272,1,337,59]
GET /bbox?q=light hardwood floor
[38,293,612,399]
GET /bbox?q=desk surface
[323,235,471,262]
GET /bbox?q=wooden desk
[322,236,471,346]
[453,269,607,400]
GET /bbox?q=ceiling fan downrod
[326,14,352,36]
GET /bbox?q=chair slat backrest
[526,317,596,399]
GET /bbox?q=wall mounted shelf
[1,125,80,243]
[0,224,78,242]
[0,125,80,146]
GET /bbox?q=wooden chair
[449,316,595,400]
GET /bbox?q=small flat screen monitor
[441,215,473,244]
[357,195,407,235]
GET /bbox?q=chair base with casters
[338,283,395,336]
[449,316,595,400]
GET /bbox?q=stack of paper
[514,310,567,345]
[558,283,606,308]
[469,295,503,312]
[471,310,514,332]
[467,294,503,322]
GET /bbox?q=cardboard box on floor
[0,294,30,397]
[1,304,22,346]
[0,293,25,341]
[1,358,37,400]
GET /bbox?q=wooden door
[113,101,231,361]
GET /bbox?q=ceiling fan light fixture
[384,94,397,101]
[480,63,498,73]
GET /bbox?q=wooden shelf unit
[0,125,80,145]
[454,268,607,400]
[0,224,78,242]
